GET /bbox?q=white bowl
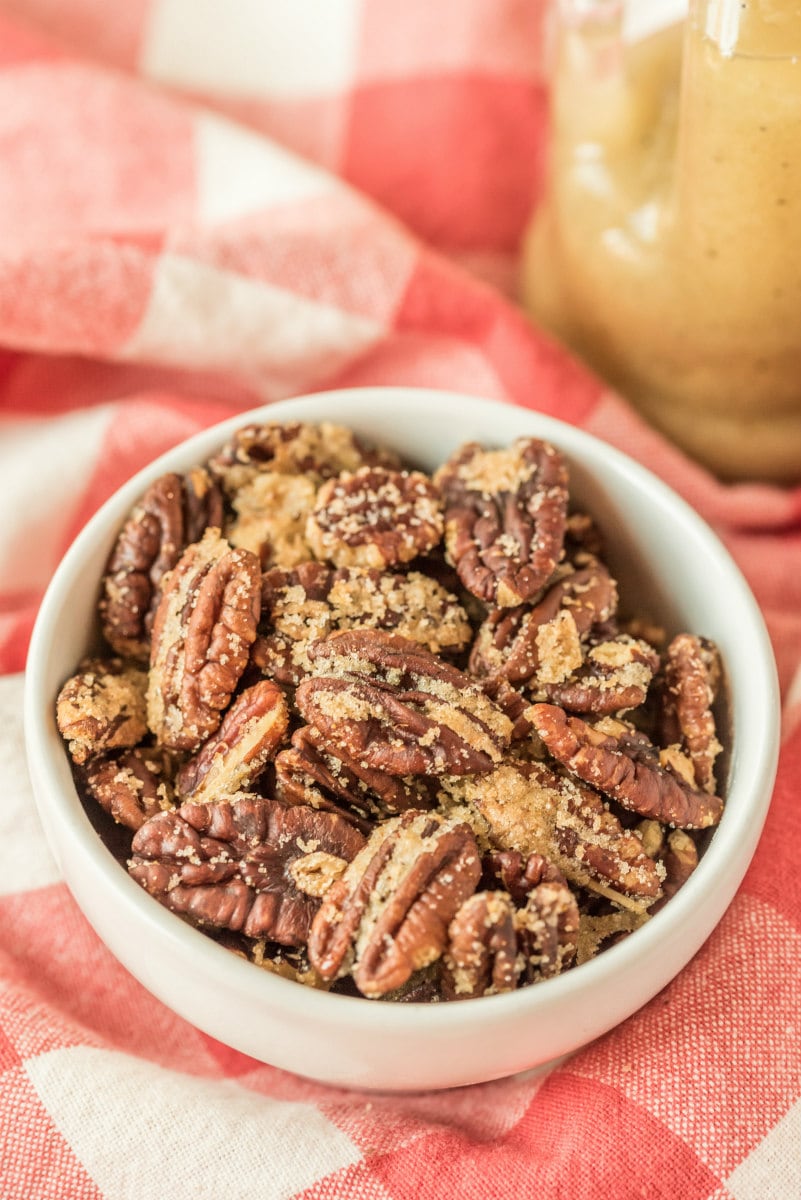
[24,387,780,1091]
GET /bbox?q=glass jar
[521,0,801,483]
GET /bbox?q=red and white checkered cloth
[2,3,801,1196]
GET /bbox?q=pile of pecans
[55,420,725,1002]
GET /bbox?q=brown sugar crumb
[453,446,537,498]
[535,611,583,685]
[226,472,318,568]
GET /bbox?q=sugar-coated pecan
[82,745,174,830]
[147,528,261,751]
[659,634,723,794]
[307,810,481,997]
[257,564,472,685]
[296,630,512,776]
[208,421,399,494]
[129,794,365,946]
[537,635,660,715]
[225,472,318,569]
[99,471,223,660]
[530,703,724,829]
[56,659,148,765]
[563,511,606,560]
[442,891,519,999]
[637,821,699,914]
[175,680,289,802]
[306,467,444,569]
[483,849,565,904]
[441,759,662,900]
[469,560,618,684]
[515,868,580,983]
[434,438,569,607]
[274,726,435,834]
[182,467,225,544]
[480,678,535,742]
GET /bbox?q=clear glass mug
[521,0,801,483]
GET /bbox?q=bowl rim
[23,385,781,1040]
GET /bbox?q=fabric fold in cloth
[1,2,801,1196]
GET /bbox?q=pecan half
[208,421,399,494]
[306,467,444,569]
[147,529,261,751]
[129,794,365,946]
[257,564,472,685]
[175,679,289,802]
[296,630,512,776]
[637,820,699,914]
[99,470,223,660]
[274,725,435,833]
[56,659,148,765]
[441,759,662,900]
[469,559,618,684]
[307,810,481,997]
[659,634,723,794]
[483,850,563,904]
[530,702,724,829]
[515,870,580,983]
[442,891,519,999]
[537,635,660,715]
[82,745,174,830]
[434,438,569,607]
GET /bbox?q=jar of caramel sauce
[522,0,801,482]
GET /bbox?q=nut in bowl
[25,388,779,1091]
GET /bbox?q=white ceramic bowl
[24,387,780,1092]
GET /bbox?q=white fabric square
[195,115,334,225]
[0,674,61,896]
[141,0,363,98]
[120,253,384,398]
[26,1045,361,1199]
[0,409,113,594]
[725,1094,801,1200]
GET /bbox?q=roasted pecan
[637,820,699,913]
[56,658,148,765]
[274,725,435,833]
[442,891,519,999]
[440,759,662,900]
[129,794,365,946]
[563,511,606,561]
[469,559,618,684]
[530,702,724,829]
[659,634,723,794]
[296,630,512,776]
[537,635,660,715]
[175,679,289,803]
[182,467,225,544]
[82,745,174,830]
[515,868,580,983]
[208,421,399,494]
[306,467,444,569]
[307,810,481,997]
[147,528,261,751]
[434,438,569,607]
[257,564,472,685]
[99,470,223,660]
[484,849,571,904]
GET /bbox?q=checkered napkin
[2,3,801,1197]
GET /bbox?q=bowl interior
[23,387,780,1090]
